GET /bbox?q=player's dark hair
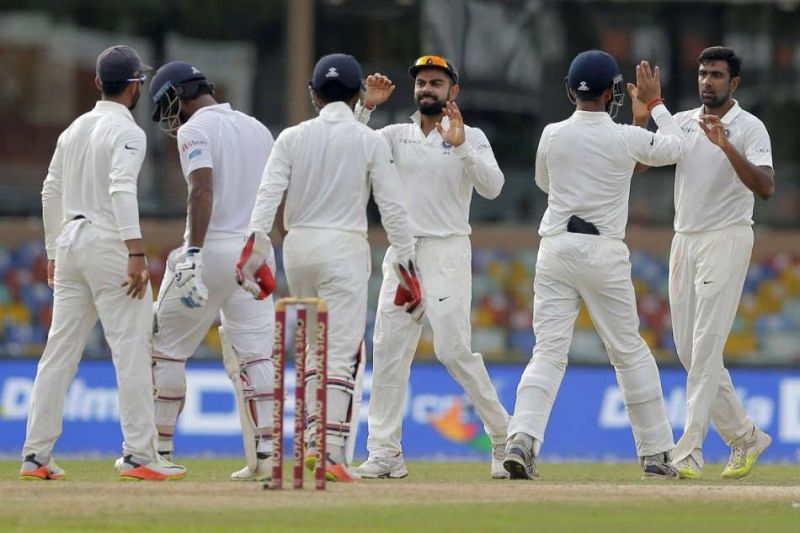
[698,46,742,78]
[101,81,129,97]
[316,82,360,104]
[575,89,605,101]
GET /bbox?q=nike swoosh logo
[438,297,449,302]
[124,143,139,151]
[702,280,713,285]
[649,136,655,146]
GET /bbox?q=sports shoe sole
[118,466,187,481]
[19,466,65,481]
[503,456,537,480]
[325,464,355,483]
[357,466,409,479]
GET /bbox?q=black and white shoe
[503,436,539,480]
[641,452,679,479]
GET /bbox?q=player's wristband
[128,252,146,257]
[645,97,664,111]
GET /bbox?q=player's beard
[700,87,730,109]
[417,93,446,115]
[128,86,140,111]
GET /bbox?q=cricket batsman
[238,53,421,482]
[146,61,277,481]
[20,45,186,481]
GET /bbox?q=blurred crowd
[3,238,798,365]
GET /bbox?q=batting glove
[393,258,425,323]
[174,247,208,309]
[236,231,276,300]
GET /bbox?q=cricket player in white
[633,46,774,480]
[20,45,186,481]
[352,56,510,479]
[504,51,686,480]
[147,61,277,481]
[240,53,420,482]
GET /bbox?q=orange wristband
[645,97,664,111]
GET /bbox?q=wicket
[266,297,328,490]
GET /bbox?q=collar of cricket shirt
[95,100,135,122]
[319,101,356,121]
[695,99,742,125]
[410,110,450,140]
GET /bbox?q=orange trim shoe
[19,454,65,481]
[325,464,357,483]
[117,455,187,481]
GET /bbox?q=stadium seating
[1,240,798,365]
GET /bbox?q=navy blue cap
[567,50,620,93]
[96,45,151,84]
[309,54,364,91]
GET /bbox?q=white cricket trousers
[367,236,509,458]
[669,225,754,466]
[508,233,674,458]
[282,229,370,456]
[23,221,157,462]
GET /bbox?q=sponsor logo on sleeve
[180,140,207,152]
[188,149,202,160]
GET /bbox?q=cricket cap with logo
[96,45,151,85]
[566,49,621,93]
[309,53,364,91]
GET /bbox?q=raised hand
[435,101,465,147]
[626,82,650,125]
[365,73,396,109]
[698,114,728,149]
[634,60,661,105]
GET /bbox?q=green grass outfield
[1,459,798,532]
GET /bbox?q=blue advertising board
[1,360,798,462]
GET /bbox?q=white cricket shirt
[41,100,146,259]
[355,107,504,238]
[176,103,274,243]
[536,104,686,240]
[249,101,414,261]
[671,101,773,233]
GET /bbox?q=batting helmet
[565,50,624,117]
[149,61,215,136]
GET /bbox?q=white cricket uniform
[24,100,157,463]
[666,101,773,467]
[354,106,510,457]
[248,101,414,459]
[508,105,686,458]
[151,103,276,455]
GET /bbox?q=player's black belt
[567,215,599,235]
